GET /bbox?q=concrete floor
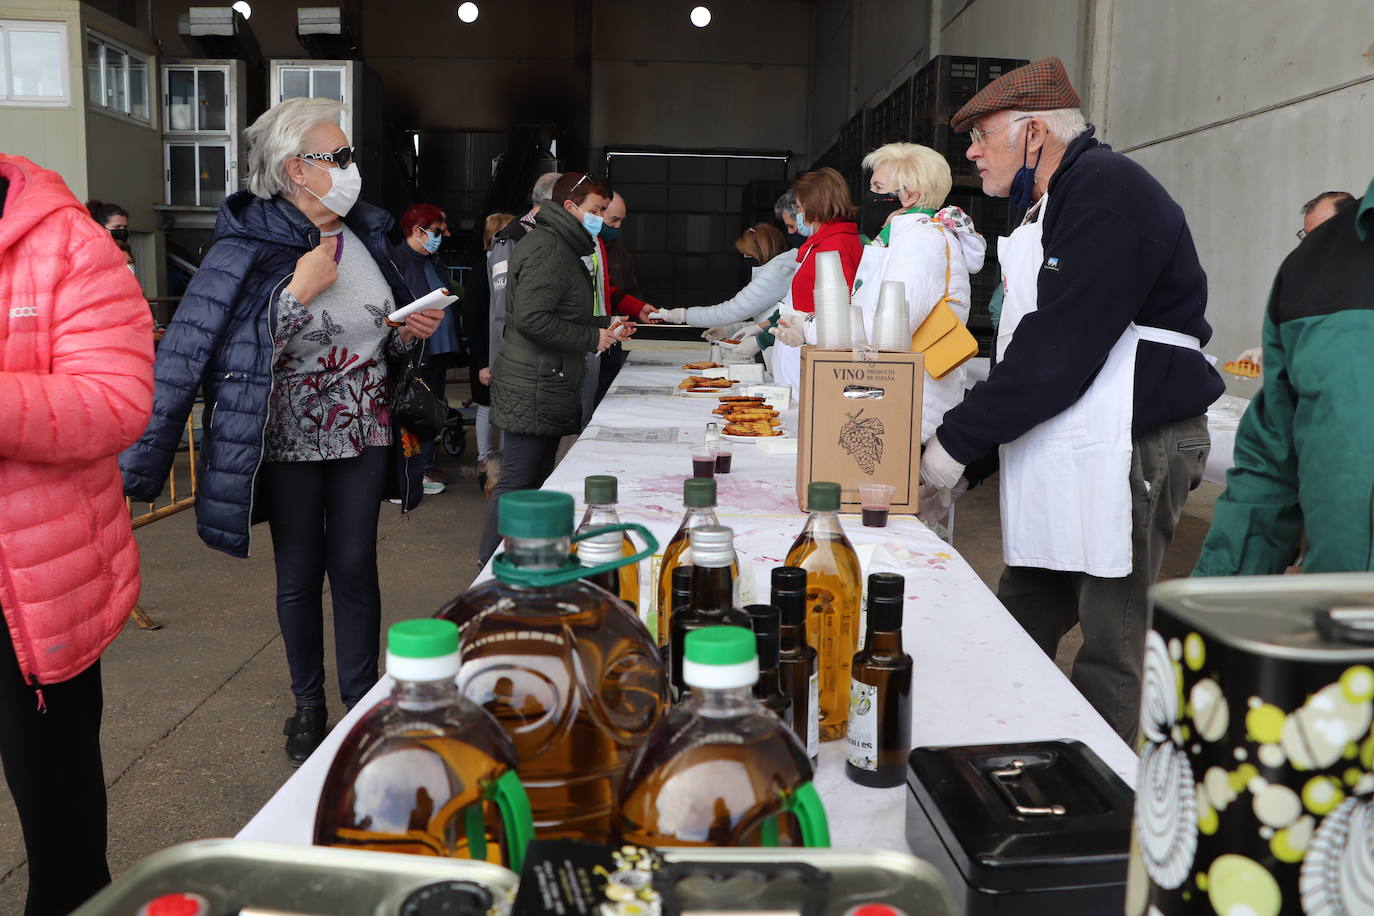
[0,379,1220,911]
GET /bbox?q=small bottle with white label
[773,566,819,764]
[845,572,911,788]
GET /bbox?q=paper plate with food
[677,376,736,396]
[680,360,724,371]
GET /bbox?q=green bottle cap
[498,490,574,539]
[808,481,841,511]
[584,475,618,505]
[685,626,756,666]
[684,626,759,689]
[683,477,717,508]
[387,619,460,659]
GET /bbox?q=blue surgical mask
[422,229,442,253]
[1010,130,1043,209]
[580,211,604,238]
[796,220,816,238]
[599,225,621,243]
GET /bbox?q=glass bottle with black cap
[845,572,912,788]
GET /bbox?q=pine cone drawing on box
[839,409,885,475]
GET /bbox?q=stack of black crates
[812,55,1029,357]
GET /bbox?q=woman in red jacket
[771,167,862,392]
[0,155,154,914]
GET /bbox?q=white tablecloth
[239,343,1136,852]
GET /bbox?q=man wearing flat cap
[919,57,1223,742]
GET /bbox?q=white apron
[996,194,1201,578]
[772,246,820,396]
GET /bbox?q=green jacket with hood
[1194,178,1374,575]
[490,202,607,437]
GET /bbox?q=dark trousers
[997,414,1209,745]
[477,431,561,567]
[260,447,389,709]
[595,341,629,405]
[0,624,109,916]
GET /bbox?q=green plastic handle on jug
[488,769,533,873]
[790,782,831,847]
[492,523,659,589]
[758,782,830,848]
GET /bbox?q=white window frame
[276,65,347,105]
[162,63,229,135]
[163,140,231,208]
[0,20,69,107]
[86,29,151,125]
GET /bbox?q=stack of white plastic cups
[812,250,851,349]
[871,280,911,351]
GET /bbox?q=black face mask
[109,227,129,242]
[786,231,806,249]
[860,191,903,240]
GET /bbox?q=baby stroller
[439,401,478,458]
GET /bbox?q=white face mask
[300,159,362,217]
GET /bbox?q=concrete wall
[0,1,86,194]
[590,0,811,166]
[1099,0,1374,389]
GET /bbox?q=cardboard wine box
[796,347,924,514]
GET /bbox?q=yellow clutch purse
[911,226,979,380]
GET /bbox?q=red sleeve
[790,247,815,313]
[609,282,646,318]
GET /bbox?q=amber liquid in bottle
[656,517,739,646]
[438,535,666,842]
[614,686,815,847]
[785,514,862,741]
[772,567,819,762]
[314,681,517,863]
[845,573,912,788]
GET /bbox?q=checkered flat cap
[951,57,1080,132]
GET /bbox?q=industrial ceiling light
[690,6,711,27]
[457,2,479,23]
[231,1,251,18]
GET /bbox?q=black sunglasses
[299,146,357,170]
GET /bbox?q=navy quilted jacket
[120,192,416,558]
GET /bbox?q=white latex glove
[702,324,731,342]
[1236,347,1262,368]
[736,322,764,338]
[657,307,687,324]
[774,319,805,348]
[918,479,968,528]
[722,334,762,358]
[920,435,965,490]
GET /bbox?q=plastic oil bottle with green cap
[613,626,830,848]
[314,619,533,871]
[437,489,667,842]
[573,475,640,610]
[653,477,739,647]
[785,481,863,741]
[669,525,752,699]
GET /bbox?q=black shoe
[283,705,327,766]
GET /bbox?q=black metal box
[906,739,1134,915]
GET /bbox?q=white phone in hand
[387,287,458,324]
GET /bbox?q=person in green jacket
[1194,177,1374,575]
[477,171,627,566]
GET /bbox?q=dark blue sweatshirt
[937,128,1223,464]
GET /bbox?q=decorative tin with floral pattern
[1128,575,1374,916]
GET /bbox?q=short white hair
[243,97,347,200]
[531,171,561,204]
[861,142,952,209]
[1006,108,1088,145]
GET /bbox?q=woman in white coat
[853,143,986,444]
[652,223,797,356]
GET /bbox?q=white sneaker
[422,478,446,496]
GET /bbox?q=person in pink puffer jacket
[0,153,153,915]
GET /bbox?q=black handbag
[390,345,448,442]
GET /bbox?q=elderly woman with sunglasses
[121,98,444,764]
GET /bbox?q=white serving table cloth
[240,343,1136,852]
